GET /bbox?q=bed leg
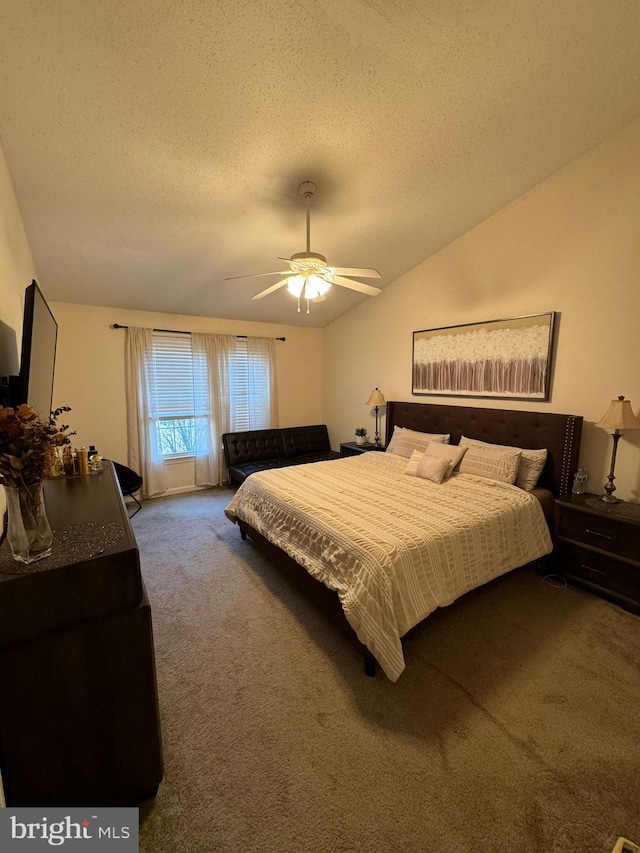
[240,528,247,540]
[363,651,377,678]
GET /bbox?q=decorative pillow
[458,444,522,484]
[458,436,548,490]
[419,440,468,477]
[404,451,450,484]
[386,426,450,458]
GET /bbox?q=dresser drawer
[555,540,640,603]
[558,509,640,562]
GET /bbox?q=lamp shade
[595,396,640,432]
[366,388,385,407]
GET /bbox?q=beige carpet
[132,488,640,853]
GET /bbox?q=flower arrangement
[0,405,75,488]
[355,427,368,437]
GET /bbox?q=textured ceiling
[1,0,639,328]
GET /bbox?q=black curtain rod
[111,324,285,341]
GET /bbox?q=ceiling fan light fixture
[226,180,382,309]
[304,274,331,300]
[286,275,305,298]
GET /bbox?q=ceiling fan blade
[328,267,382,279]
[225,270,291,281]
[250,278,292,300]
[330,275,382,296]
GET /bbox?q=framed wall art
[412,312,556,400]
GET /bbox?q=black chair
[112,462,144,517]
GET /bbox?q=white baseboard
[161,484,209,496]
[124,484,224,504]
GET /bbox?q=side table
[340,442,386,457]
[553,492,640,614]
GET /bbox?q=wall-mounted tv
[11,281,58,418]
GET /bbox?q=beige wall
[324,118,640,503]
[0,138,39,534]
[0,142,38,377]
[50,302,324,491]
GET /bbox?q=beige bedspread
[225,452,552,681]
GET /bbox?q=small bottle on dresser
[62,445,74,476]
[77,447,90,475]
[572,468,589,494]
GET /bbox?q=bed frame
[237,401,583,677]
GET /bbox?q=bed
[225,401,583,680]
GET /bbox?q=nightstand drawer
[558,509,639,562]
[555,540,640,602]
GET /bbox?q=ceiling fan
[225,181,382,312]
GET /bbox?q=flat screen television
[11,280,58,419]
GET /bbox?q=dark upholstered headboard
[385,401,582,497]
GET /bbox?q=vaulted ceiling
[1,1,639,327]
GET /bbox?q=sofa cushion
[228,451,342,484]
[227,457,299,484]
[222,429,285,468]
[282,425,332,458]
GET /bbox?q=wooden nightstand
[554,493,640,614]
[340,442,386,457]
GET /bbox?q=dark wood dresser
[554,492,640,615]
[0,463,163,806]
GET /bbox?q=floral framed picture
[412,312,556,400]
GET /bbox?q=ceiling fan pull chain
[297,296,301,313]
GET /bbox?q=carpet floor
[133,488,640,853]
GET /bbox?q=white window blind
[150,332,274,457]
[229,338,271,431]
[152,331,196,456]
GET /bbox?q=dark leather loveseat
[222,424,341,485]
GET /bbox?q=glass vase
[3,482,53,564]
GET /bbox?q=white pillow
[419,441,468,478]
[458,436,548,491]
[458,444,521,484]
[386,426,450,458]
[405,441,467,480]
[404,451,450,484]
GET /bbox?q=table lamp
[366,388,385,446]
[594,395,640,503]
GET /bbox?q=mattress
[225,452,552,680]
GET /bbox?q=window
[229,338,273,431]
[151,332,274,459]
[152,332,196,457]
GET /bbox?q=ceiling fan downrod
[298,181,316,313]
[298,181,316,254]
